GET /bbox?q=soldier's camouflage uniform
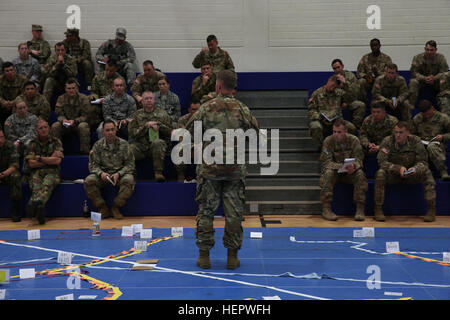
[42,54,78,102]
[338,70,366,128]
[319,133,368,207]
[128,107,173,173]
[191,72,217,103]
[437,71,450,116]
[412,110,450,176]
[84,136,136,209]
[25,136,63,206]
[63,37,94,86]
[0,140,22,219]
[14,93,51,121]
[12,56,41,86]
[307,85,356,146]
[4,112,38,154]
[358,113,398,152]
[409,52,449,106]
[0,73,27,125]
[28,38,51,66]
[154,90,181,128]
[185,93,259,251]
[372,74,413,121]
[51,92,91,154]
[357,52,392,99]
[192,48,235,74]
[130,71,164,108]
[98,92,136,138]
[375,134,436,209]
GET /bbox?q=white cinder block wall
[0,0,449,73]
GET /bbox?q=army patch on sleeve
[381,147,389,154]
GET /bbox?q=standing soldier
[307,76,356,148]
[374,121,437,222]
[28,25,51,67]
[0,62,27,126]
[50,78,91,154]
[128,91,172,182]
[4,100,38,155]
[185,70,258,270]
[192,35,235,74]
[25,119,64,225]
[95,27,136,86]
[319,119,368,221]
[62,28,94,88]
[412,99,450,180]
[372,63,413,122]
[409,40,449,106]
[15,81,51,122]
[359,101,398,155]
[131,60,164,108]
[0,129,22,222]
[191,62,216,103]
[42,42,78,103]
[357,38,392,100]
[84,119,136,220]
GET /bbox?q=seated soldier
[356,38,392,101]
[12,42,41,87]
[62,28,94,88]
[84,119,136,219]
[331,59,366,129]
[359,101,398,155]
[98,77,137,139]
[50,78,90,154]
[95,27,136,86]
[319,119,368,221]
[307,75,356,148]
[0,129,22,222]
[128,91,173,182]
[412,99,450,180]
[88,60,124,130]
[409,40,449,107]
[42,42,78,103]
[14,81,51,121]
[0,62,28,126]
[25,119,64,225]
[191,62,216,103]
[28,24,51,68]
[437,71,450,116]
[131,60,164,108]
[374,121,437,222]
[372,63,413,122]
[154,75,181,128]
[4,100,38,155]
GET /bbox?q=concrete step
[257,115,309,128]
[236,90,309,107]
[245,201,322,215]
[246,176,319,186]
[252,109,307,117]
[245,185,320,202]
[247,160,320,175]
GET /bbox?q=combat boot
[440,169,450,181]
[423,206,436,222]
[354,203,365,221]
[26,201,37,218]
[11,199,21,222]
[196,249,211,269]
[177,172,185,182]
[373,206,386,222]
[99,204,110,219]
[155,171,166,182]
[321,203,338,221]
[226,249,240,270]
[111,205,124,220]
[35,204,45,225]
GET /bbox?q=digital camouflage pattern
[358,113,398,150]
[14,93,51,121]
[192,47,235,74]
[0,140,21,200]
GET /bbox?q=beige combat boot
[99,204,110,219]
[354,203,365,221]
[197,249,211,269]
[155,171,166,182]
[373,206,386,222]
[321,203,338,221]
[111,205,124,220]
[440,169,450,181]
[226,249,240,270]
[423,206,436,222]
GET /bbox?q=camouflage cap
[32,24,43,31]
[115,27,127,40]
[65,28,79,36]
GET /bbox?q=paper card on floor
[386,242,400,253]
[289,236,296,242]
[0,269,10,283]
[384,292,403,297]
[171,227,183,237]
[132,224,143,234]
[140,229,152,239]
[121,226,134,237]
[57,251,73,265]
[262,295,281,300]
[443,252,450,263]
[27,229,40,241]
[134,241,148,252]
[78,295,97,300]
[55,293,74,300]
[353,230,364,238]
[91,212,101,222]
[19,268,35,279]
[362,227,375,237]
[250,232,263,239]
[0,289,5,300]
